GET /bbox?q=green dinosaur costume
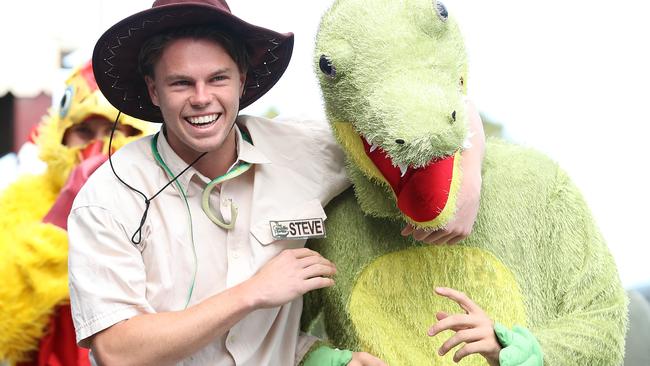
[301,1,627,365]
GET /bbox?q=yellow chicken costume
[0,61,152,365]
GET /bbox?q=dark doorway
[0,93,15,157]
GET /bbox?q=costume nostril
[395,139,405,145]
[451,110,456,123]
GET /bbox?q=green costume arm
[300,341,354,366]
[494,323,543,366]
[531,168,627,365]
[301,279,325,336]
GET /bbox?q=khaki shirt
[68,115,349,366]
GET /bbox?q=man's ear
[239,72,247,98]
[144,75,160,107]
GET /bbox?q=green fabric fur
[305,140,628,365]
[303,0,628,365]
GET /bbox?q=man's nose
[94,129,110,141]
[189,83,211,107]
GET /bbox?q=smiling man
[66,0,485,365]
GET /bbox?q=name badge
[270,218,326,240]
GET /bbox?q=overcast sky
[1,0,648,287]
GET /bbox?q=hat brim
[93,2,294,123]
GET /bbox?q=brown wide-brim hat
[92,0,294,123]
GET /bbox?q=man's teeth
[187,114,219,125]
[369,143,379,153]
[398,163,408,177]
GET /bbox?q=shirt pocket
[250,199,327,246]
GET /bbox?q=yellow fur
[348,246,526,365]
[0,175,66,362]
[0,62,154,363]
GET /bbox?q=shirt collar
[156,124,270,194]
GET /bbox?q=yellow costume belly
[349,246,526,365]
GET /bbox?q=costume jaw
[360,136,461,228]
[331,122,462,229]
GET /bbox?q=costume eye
[59,86,74,118]
[319,55,336,79]
[434,1,448,22]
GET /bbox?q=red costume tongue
[361,137,455,222]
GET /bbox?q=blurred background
[0,0,648,290]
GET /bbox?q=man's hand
[348,352,388,366]
[246,248,336,308]
[428,287,500,366]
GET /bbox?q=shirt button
[232,251,239,259]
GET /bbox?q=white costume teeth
[362,133,410,177]
[398,163,408,177]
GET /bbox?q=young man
[68,0,485,365]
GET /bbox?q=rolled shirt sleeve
[68,205,155,347]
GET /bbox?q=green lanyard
[150,132,253,230]
[150,131,253,308]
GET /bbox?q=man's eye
[75,127,93,137]
[171,80,190,86]
[211,75,228,82]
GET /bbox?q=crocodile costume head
[36,61,152,189]
[302,1,627,365]
[316,0,468,228]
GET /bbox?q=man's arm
[92,282,254,366]
[90,247,335,366]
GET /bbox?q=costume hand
[247,248,336,308]
[428,287,500,366]
[347,352,388,366]
[43,153,108,229]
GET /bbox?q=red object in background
[13,93,51,152]
[16,304,90,366]
[79,62,99,93]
